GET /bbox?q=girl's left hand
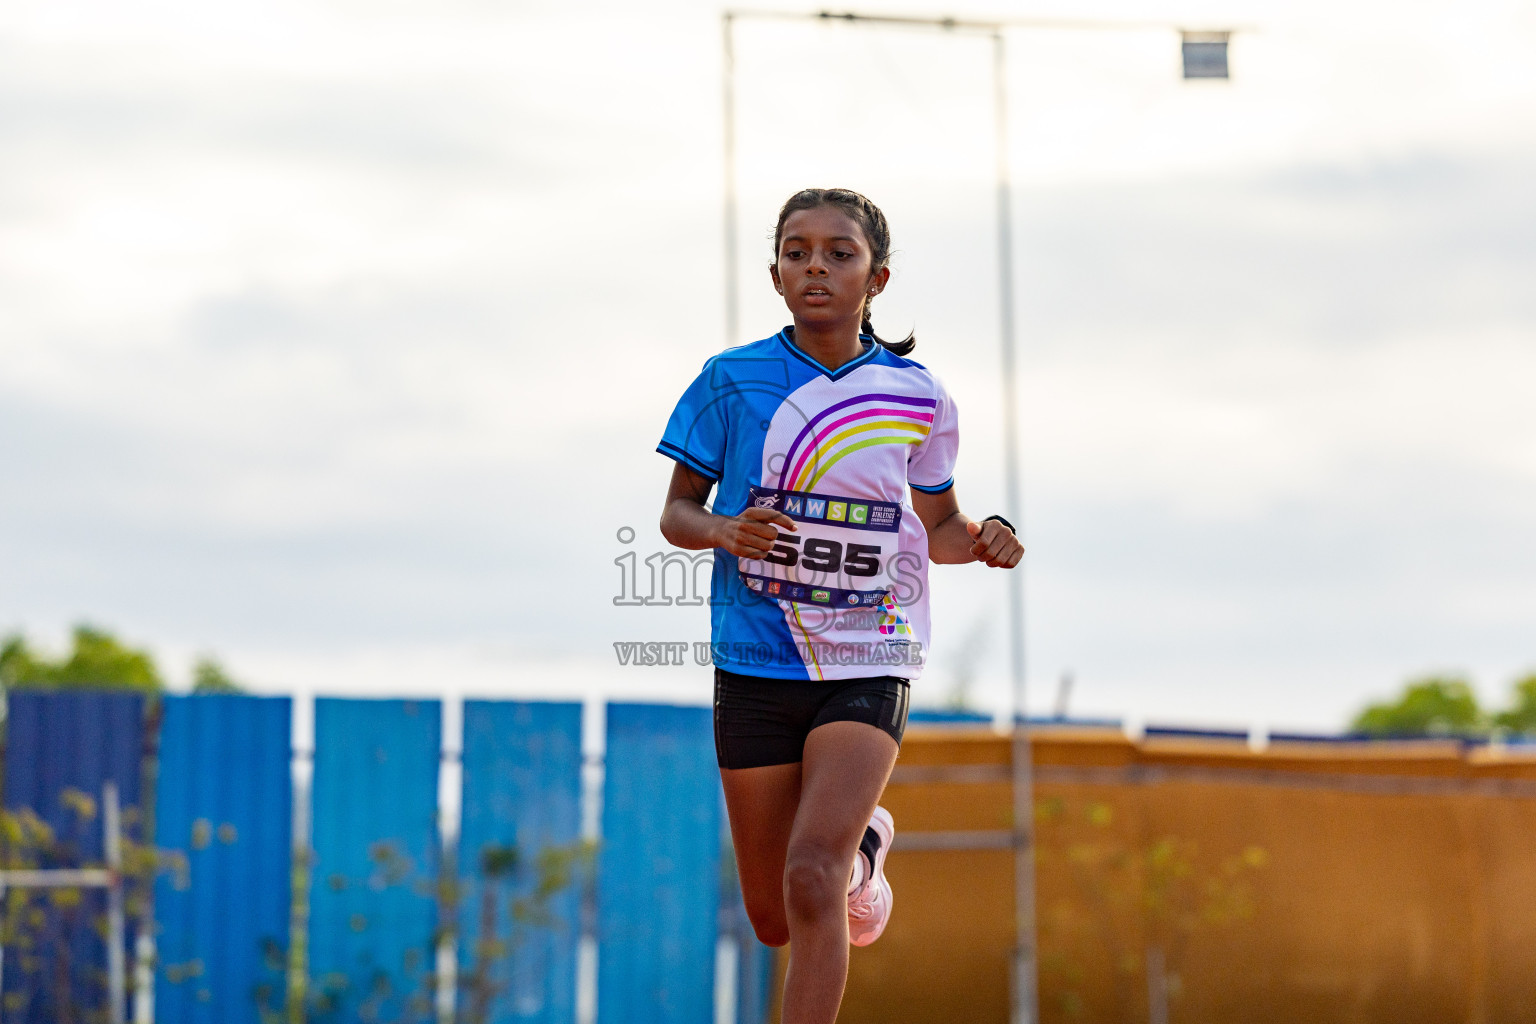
[965,519,1023,568]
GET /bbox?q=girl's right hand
[716,508,797,558]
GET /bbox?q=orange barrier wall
[811,727,1536,1024]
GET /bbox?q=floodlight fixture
[1182,30,1232,79]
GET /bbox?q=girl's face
[771,205,889,325]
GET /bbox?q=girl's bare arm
[660,462,796,558]
[910,485,1023,567]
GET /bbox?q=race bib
[737,485,904,608]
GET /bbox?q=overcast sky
[2,0,1533,732]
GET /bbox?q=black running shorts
[713,667,912,770]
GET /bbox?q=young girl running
[657,187,1022,1024]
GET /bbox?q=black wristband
[981,514,1015,535]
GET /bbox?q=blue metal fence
[1,691,145,1024]
[153,694,292,1024]
[1,693,776,1024]
[458,700,584,1024]
[307,698,442,1024]
[596,703,722,1024]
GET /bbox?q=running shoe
[847,805,894,947]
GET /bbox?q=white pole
[104,781,126,1024]
[134,930,154,1024]
[0,868,113,887]
[992,29,1038,1024]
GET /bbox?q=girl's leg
[780,720,899,1024]
[721,762,803,947]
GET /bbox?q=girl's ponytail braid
[845,192,915,355]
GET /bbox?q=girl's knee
[782,847,846,921]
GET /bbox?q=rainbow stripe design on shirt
[776,393,937,492]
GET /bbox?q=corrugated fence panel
[153,694,293,1024]
[1,690,145,1024]
[597,703,720,1024]
[307,698,441,1023]
[458,700,583,1024]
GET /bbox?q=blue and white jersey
[658,329,960,681]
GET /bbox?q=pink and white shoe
[847,806,894,947]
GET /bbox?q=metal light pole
[984,27,1039,1023]
[720,13,1234,1022]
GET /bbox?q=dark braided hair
[771,187,916,356]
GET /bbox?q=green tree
[1351,675,1486,737]
[0,637,46,689]
[0,625,163,693]
[191,656,246,694]
[1493,673,1536,736]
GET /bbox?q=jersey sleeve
[907,375,958,493]
[657,358,729,481]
